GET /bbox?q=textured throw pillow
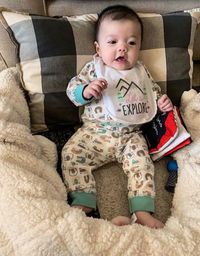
[0,9,97,133]
[0,8,199,132]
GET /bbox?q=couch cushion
[0,24,15,67]
[0,1,46,68]
[0,8,199,132]
[46,0,200,16]
[193,25,200,60]
[0,52,7,72]
[188,8,200,60]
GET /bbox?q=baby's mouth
[115,56,126,62]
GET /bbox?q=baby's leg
[62,124,115,212]
[62,127,100,210]
[119,132,164,228]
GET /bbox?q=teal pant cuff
[69,192,96,210]
[129,196,154,214]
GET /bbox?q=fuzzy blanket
[1,68,200,256]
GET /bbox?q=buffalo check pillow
[0,8,199,133]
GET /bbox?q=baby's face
[95,18,141,70]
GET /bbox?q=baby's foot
[134,211,164,229]
[72,205,93,214]
[111,216,131,226]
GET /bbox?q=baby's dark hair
[95,5,143,41]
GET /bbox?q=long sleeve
[66,61,96,106]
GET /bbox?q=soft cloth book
[141,106,191,161]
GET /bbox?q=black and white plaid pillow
[0,8,199,133]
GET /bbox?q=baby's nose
[118,44,127,52]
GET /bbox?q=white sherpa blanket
[1,68,200,256]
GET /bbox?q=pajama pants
[62,122,155,214]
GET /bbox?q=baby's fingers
[97,78,108,89]
[90,88,101,98]
[90,83,104,98]
[162,103,173,112]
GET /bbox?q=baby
[62,5,173,229]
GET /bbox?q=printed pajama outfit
[62,55,162,214]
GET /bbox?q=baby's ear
[94,41,101,56]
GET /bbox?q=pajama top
[67,55,161,127]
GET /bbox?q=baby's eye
[128,41,136,46]
[108,40,116,44]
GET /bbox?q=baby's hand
[83,78,107,99]
[157,94,173,112]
